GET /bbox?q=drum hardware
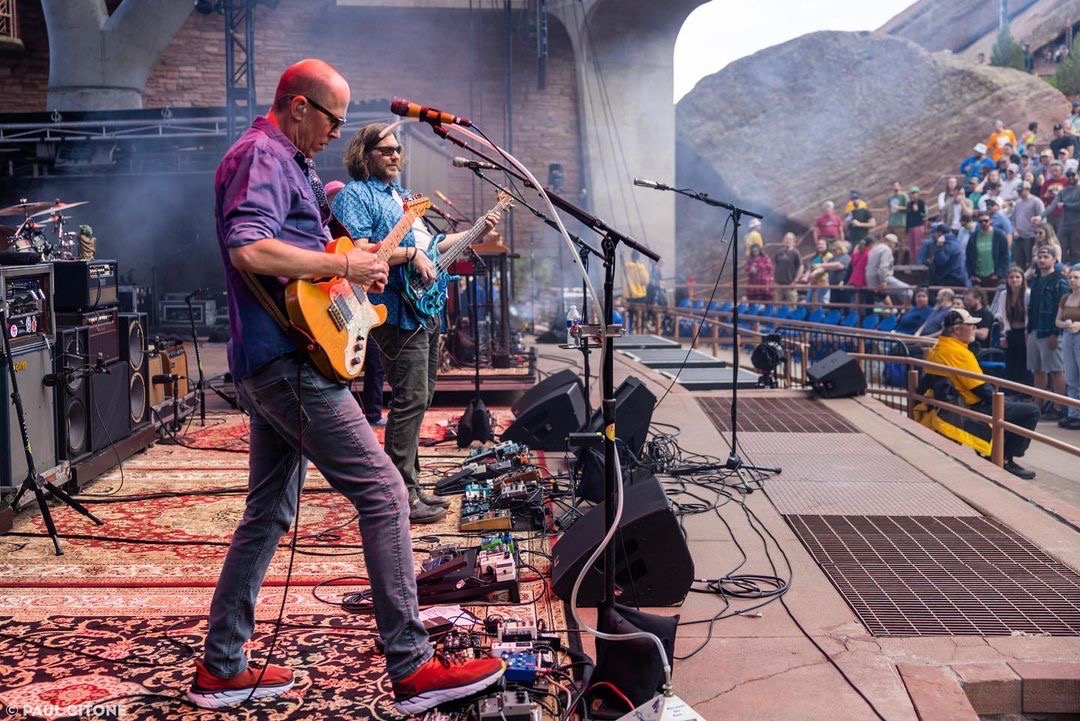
[0,199,55,217]
[0,200,88,260]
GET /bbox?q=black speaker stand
[1,301,102,555]
[185,289,207,426]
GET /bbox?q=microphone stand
[645,184,780,477]
[2,300,103,554]
[185,290,206,426]
[433,122,656,611]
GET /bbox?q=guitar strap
[238,269,320,355]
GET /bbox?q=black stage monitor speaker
[582,376,655,457]
[118,313,149,428]
[54,326,91,462]
[2,340,58,488]
[89,361,132,453]
[808,350,866,399]
[501,371,586,451]
[575,446,655,504]
[551,476,694,607]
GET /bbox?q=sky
[673,0,915,102]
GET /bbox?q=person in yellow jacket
[925,308,1040,478]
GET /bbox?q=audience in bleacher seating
[905,186,927,265]
[744,217,763,255]
[1049,122,1079,160]
[1039,168,1080,265]
[915,288,960,337]
[772,232,802,304]
[887,181,909,253]
[1011,181,1045,270]
[926,308,1040,479]
[967,210,1009,288]
[983,197,1014,249]
[866,233,911,305]
[896,287,933,334]
[1028,246,1070,419]
[846,192,875,247]
[1057,265,1080,429]
[926,223,970,288]
[962,143,995,180]
[1041,161,1068,234]
[744,243,774,302]
[943,186,973,232]
[823,239,852,306]
[991,267,1032,388]
[801,237,832,306]
[987,119,1018,163]
[847,235,871,309]
[1001,164,1023,201]
[1021,120,1037,152]
[937,176,959,214]
[962,286,995,352]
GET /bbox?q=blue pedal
[501,652,537,684]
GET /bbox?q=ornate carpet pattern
[0,409,565,720]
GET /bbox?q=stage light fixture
[194,0,219,14]
[751,332,784,388]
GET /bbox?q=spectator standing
[927,223,970,288]
[1028,246,1070,418]
[1011,181,1045,271]
[943,187,973,232]
[1040,169,1080,265]
[962,286,995,352]
[896,287,933,334]
[1021,120,1037,151]
[622,250,650,333]
[745,243,774,302]
[1056,265,1080,429]
[887,181,909,251]
[927,309,1040,478]
[983,197,1014,249]
[905,186,927,265]
[1040,161,1067,234]
[867,233,911,304]
[772,232,802,304]
[848,239,872,311]
[745,217,764,255]
[991,266,1031,388]
[812,201,844,246]
[986,119,1018,163]
[847,197,875,246]
[937,176,959,214]
[824,239,852,306]
[961,143,995,180]
[967,212,1008,288]
[1001,164,1023,201]
[1049,123,1080,159]
[842,190,866,217]
[801,237,833,306]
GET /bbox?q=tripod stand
[1,301,102,554]
[185,289,207,426]
[456,248,493,446]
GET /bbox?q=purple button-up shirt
[215,116,329,379]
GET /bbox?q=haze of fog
[674,0,914,102]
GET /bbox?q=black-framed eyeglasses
[369,145,403,157]
[297,95,346,131]
[978,218,991,223]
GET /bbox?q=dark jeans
[204,354,430,681]
[1012,236,1034,271]
[361,350,384,421]
[1004,328,1031,388]
[973,397,1040,459]
[1060,224,1080,265]
[371,324,440,497]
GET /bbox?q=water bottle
[565,305,581,347]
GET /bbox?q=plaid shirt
[1028,270,1069,338]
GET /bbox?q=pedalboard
[478,690,541,721]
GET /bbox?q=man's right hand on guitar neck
[345,246,389,292]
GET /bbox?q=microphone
[452,157,500,171]
[390,98,472,127]
[633,178,671,191]
[94,355,111,374]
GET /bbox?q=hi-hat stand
[1,301,102,554]
[638,181,780,477]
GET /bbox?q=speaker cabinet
[54,326,91,462]
[808,350,866,399]
[163,343,190,397]
[89,361,131,452]
[118,313,149,428]
[582,376,656,457]
[2,341,58,489]
[501,370,586,450]
[148,351,168,408]
[552,476,693,606]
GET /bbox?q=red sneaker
[393,654,506,715]
[186,658,295,709]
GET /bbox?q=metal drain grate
[697,397,860,433]
[788,515,1080,637]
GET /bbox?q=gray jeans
[203,354,431,681]
[371,324,440,497]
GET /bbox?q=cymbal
[0,200,53,216]
[31,200,88,217]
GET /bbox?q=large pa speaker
[551,476,693,606]
[501,370,586,450]
[808,350,866,399]
[89,361,132,453]
[54,326,91,462]
[118,313,149,428]
[2,341,58,489]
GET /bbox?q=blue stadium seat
[749,303,766,317]
[860,314,880,330]
[822,309,842,325]
[807,308,826,324]
[774,306,792,320]
[788,306,808,322]
[877,315,898,333]
[841,311,860,327]
[718,301,733,313]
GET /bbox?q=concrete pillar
[42,0,193,110]
[551,0,706,276]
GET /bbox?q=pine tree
[990,24,1026,71]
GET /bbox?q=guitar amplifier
[56,307,119,365]
[1,264,54,350]
[51,260,119,312]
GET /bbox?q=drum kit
[0,197,89,260]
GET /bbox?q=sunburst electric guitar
[285,195,431,381]
[403,191,514,319]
